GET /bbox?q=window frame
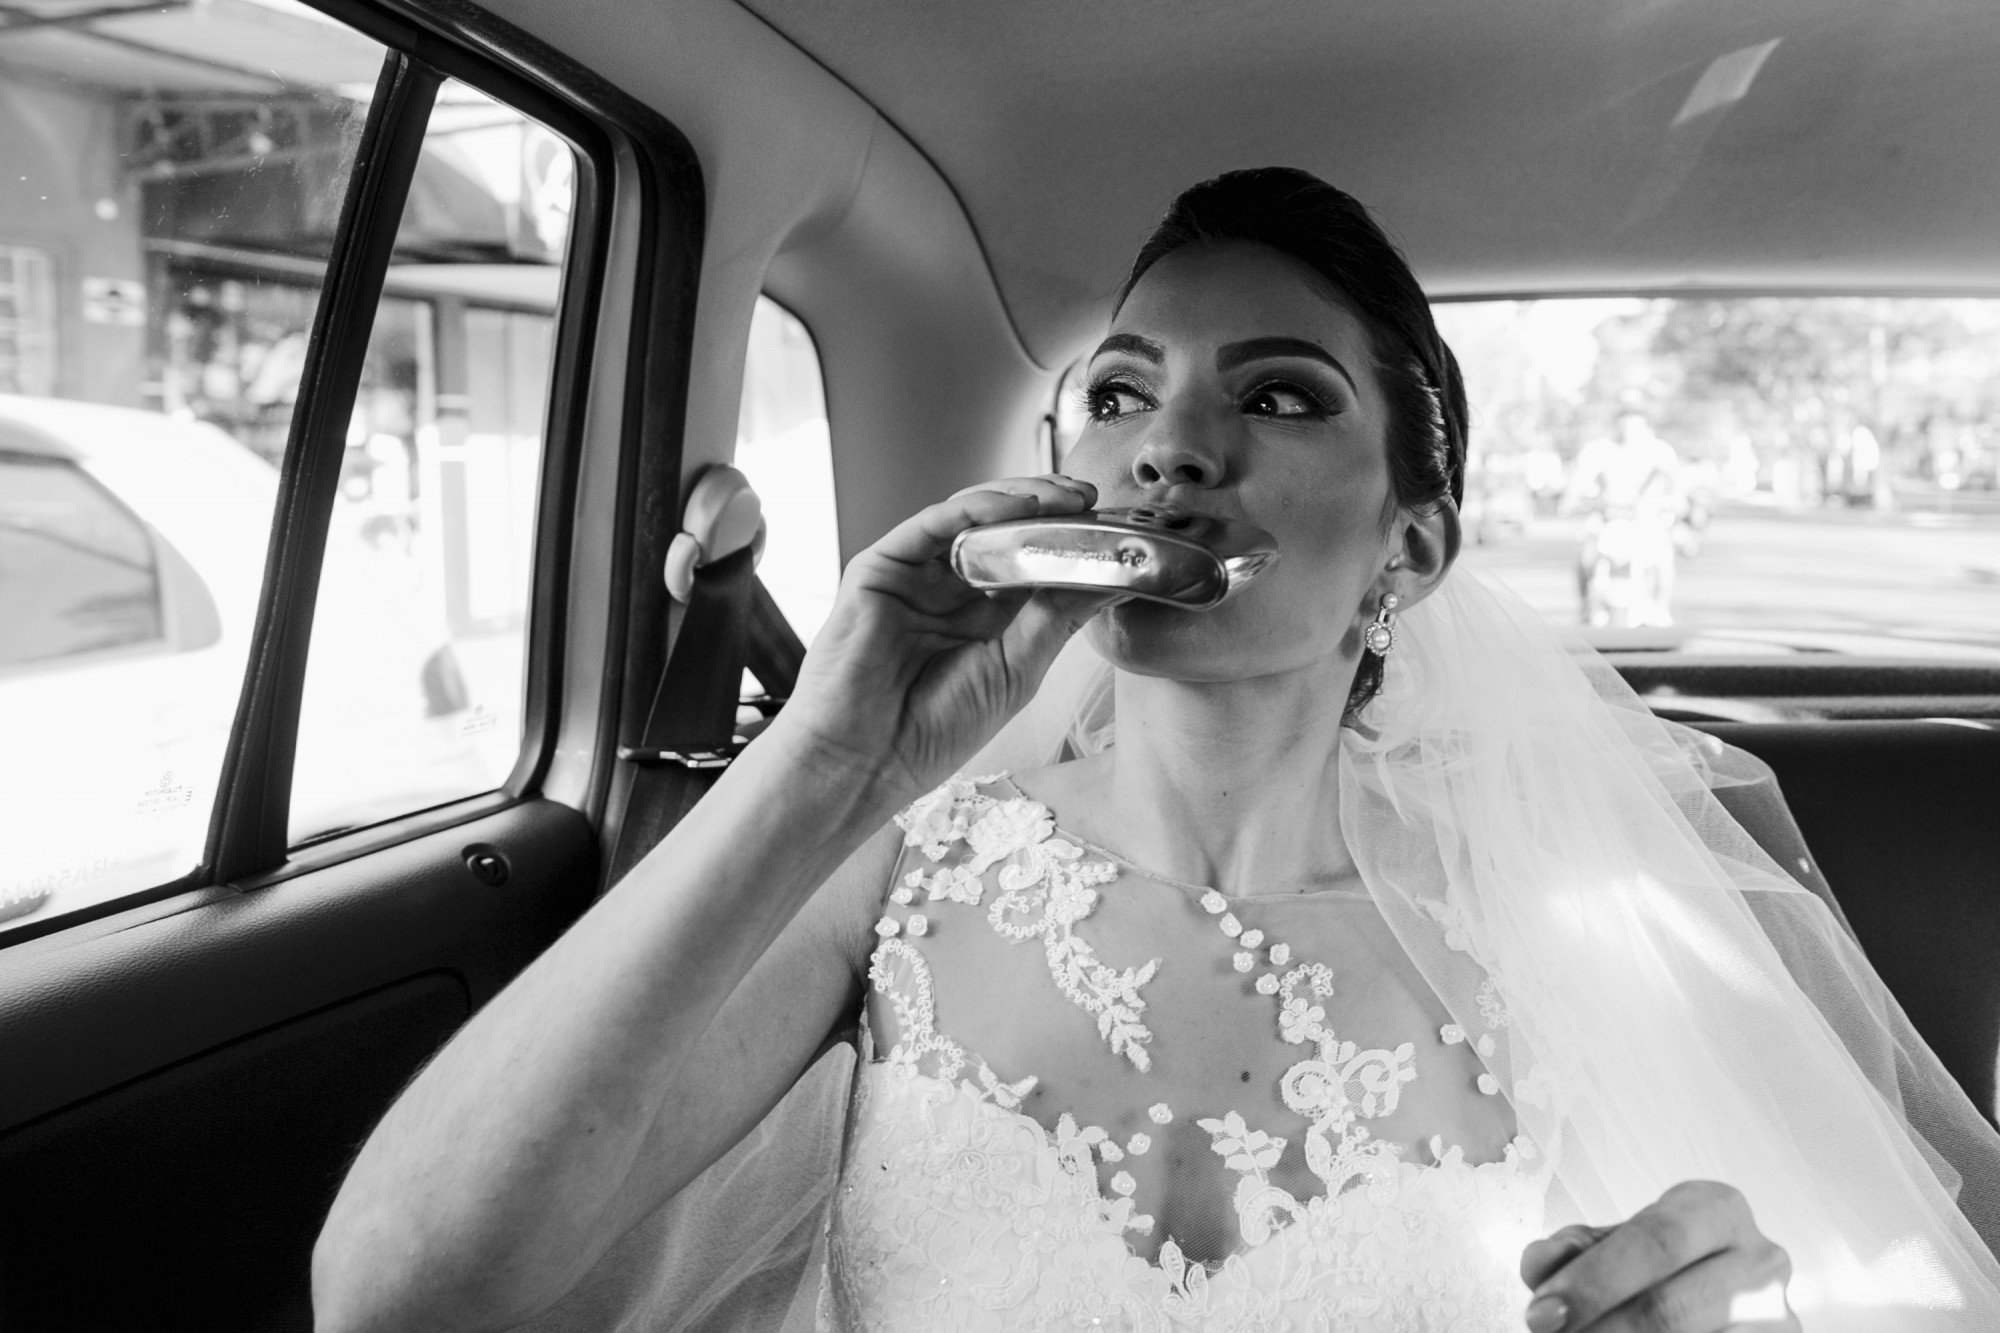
[0,0,705,947]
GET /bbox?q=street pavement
[1459,501,2000,658]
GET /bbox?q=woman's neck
[1091,664,1358,896]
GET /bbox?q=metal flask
[949,507,1279,610]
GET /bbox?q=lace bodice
[818,776,1551,1331]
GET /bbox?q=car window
[0,452,163,668]
[1436,298,2000,660]
[289,80,575,846]
[0,0,385,932]
[733,295,838,647]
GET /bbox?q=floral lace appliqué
[893,774,1003,860]
[862,935,1156,1232]
[1200,964,1420,1250]
[895,778,1161,1072]
[869,936,1036,1108]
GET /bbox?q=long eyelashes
[1078,372,1336,424]
[1078,373,1156,423]
[1243,378,1334,418]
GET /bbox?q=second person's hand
[771,474,1119,801]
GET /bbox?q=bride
[314,169,2000,1332]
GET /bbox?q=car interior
[1,0,1997,1327]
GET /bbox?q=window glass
[733,296,838,647]
[0,0,385,934]
[289,80,575,845]
[1436,297,2000,659]
[0,452,162,666]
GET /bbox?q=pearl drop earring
[1364,592,1401,656]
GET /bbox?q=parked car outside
[0,395,493,927]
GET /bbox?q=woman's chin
[1084,599,1270,682]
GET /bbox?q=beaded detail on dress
[820,775,1550,1332]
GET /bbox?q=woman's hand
[1518,1181,1796,1331]
[774,475,1117,798]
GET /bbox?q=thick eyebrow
[1089,333,1166,364]
[1216,336,1357,394]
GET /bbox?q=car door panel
[0,798,595,1329]
[0,975,464,1332]
[0,798,593,1130]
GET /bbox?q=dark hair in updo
[1117,166,1468,717]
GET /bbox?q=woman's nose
[1131,413,1226,489]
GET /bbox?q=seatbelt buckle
[616,740,748,769]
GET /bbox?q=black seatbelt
[739,569,808,729]
[605,548,807,884]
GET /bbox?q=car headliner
[739,0,2000,363]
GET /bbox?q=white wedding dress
[818,774,1551,1332]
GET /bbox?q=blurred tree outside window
[1436,298,2000,656]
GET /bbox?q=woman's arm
[311,735,901,1333]
[311,477,1109,1333]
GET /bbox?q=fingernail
[1524,1294,1568,1333]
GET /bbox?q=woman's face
[1062,241,1406,684]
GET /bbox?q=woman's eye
[1243,383,1328,418]
[1085,381,1151,422]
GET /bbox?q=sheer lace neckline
[833,772,1550,1324]
[993,772,1374,903]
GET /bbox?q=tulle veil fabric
[525,566,2000,1331]
[1338,568,2000,1325]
